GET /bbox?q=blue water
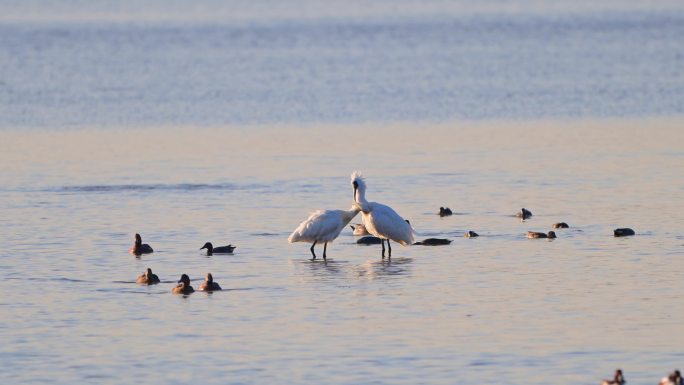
[2,2,684,385]
[1,2,683,128]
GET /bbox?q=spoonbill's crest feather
[350,171,364,182]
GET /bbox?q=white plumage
[288,207,360,260]
[351,171,415,258]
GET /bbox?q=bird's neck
[354,186,368,205]
[342,208,360,222]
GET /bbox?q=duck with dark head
[136,268,160,285]
[199,273,222,292]
[601,369,625,385]
[172,274,194,295]
[129,233,154,256]
[527,231,556,239]
[516,208,533,220]
[200,242,236,256]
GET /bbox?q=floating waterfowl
[356,236,382,245]
[200,242,236,256]
[527,231,556,239]
[198,273,222,292]
[516,208,533,220]
[350,223,369,236]
[352,172,415,259]
[172,274,194,295]
[464,231,479,238]
[659,370,681,385]
[288,205,360,260]
[601,369,625,385]
[439,207,453,217]
[552,222,569,229]
[136,267,160,285]
[129,233,154,256]
[614,228,635,237]
[414,238,452,246]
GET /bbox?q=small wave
[50,277,89,283]
[47,182,269,193]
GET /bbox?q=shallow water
[2,120,684,384]
[2,1,684,383]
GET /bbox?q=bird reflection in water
[354,257,414,280]
[303,258,346,283]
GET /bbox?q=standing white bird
[351,171,415,258]
[288,206,360,260]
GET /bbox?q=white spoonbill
[288,206,360,260]
[351,171,415,258]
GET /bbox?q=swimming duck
[464,231,479,238]
[613,228,635,237]
[172,274,194,295]
[350,223,370,236]
[527,231,556,239]
[516,208,533,220]
[200,242,236,256]
[356,236,382,245]
[552,222,569,229]
[198,273,222,292]
[659,370,681,385]
[414,238,452,246]
[136,267,160,285]
[439,207,453,217]
[129,233,154,256]
[601,369,625,385]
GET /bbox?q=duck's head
[205,273,213,283]
[615,369,624,382]
[200,242,213,251]
[178,274,191,286]
[547,231,557,239]
[146,268,153,277]
[134,233,142,245]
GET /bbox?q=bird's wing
[289,210,344,242]
[366,203,415,245]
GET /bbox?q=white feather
[288,208,359,244]
[351,172,415,247]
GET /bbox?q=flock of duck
[129,235,234,294]
[601,369,681,385]
[129,171,636,293]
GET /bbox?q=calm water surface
[2,121,684,384]
[2,1,684,383]
[1,1,683,127]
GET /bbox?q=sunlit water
[2,121,684,384]
[2,1,684,384]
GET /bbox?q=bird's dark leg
[387,239,392,258]
[323,242,327,260]
[381,239,386,259]
[310,241,317,260]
